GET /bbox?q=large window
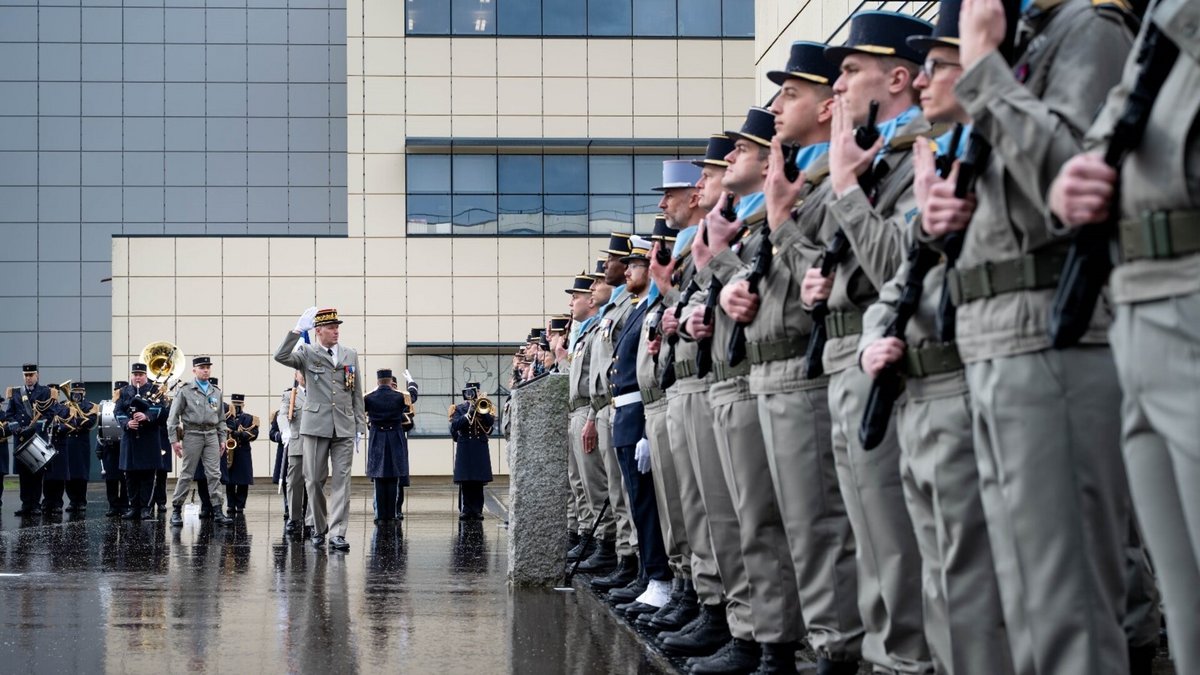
[406,152,684,236]
[407,352,513,437]
[406,0,754,37]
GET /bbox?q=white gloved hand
[294,306,318,333]
[354,431,364,454]
[635,438,651,474]
[403,369,415,384]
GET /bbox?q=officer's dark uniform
[5,365,56,515]
[269,410,287,518]
[100,380,129,516]
[115,364,167,520]
[364,369,417,523]
[41,401,72,513]
[153,404,174,513]
[62,385,98,511]
[220,394,257,515]
[450,390,494,520]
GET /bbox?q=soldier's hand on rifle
[1050,152,1115,228]
[765,135,806,229]
[660,310,679,338]
[913,137,938,210]
[960,0,1007,70]
[647,335,662,356]
[830,96,883,196]
[802,267,834,306]
[705,194,742,253]
[693,219,713,270]
[649,241,676,295]
[582,418,598,454]
[172,441,183,458]
[687,309,714,340]
[720,279,760,323]
[862,337,906,379]
[922,164,976,238]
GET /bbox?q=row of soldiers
[553,0,1197,673]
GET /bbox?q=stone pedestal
[506,373,570,587]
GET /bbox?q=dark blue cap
[602,232,633,256]
[565,273,595,294]
[691,134,736,168]
[908,0,962,53]
[825,11,934,67]
[725,107,777,148]
[377,369,393,380]
[767,41,841,86]
[650,214,677,240]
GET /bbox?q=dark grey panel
[81,188,123,221]
[164,187,206,221]
[206,187,247,222]
[123,152,165,187]
[0,7,37,42]
[248,44,289,82]
[288,118,329,152]
[39,262,82,297]
[328,11,346,43]
[289,9,329,44]
[247,118,287,152]
[164,8,206,43]
[38,332,82,367]
[329,151,346,186]
[0,188,38,222]
[122,223,164,235]
[165,118,206,151]
[123,186,165,223]
[40,152,82,187]
[123,44,166,82]
[124,7,165,43]
[288,222,334,236]
[81,331,112,370]
[206,118,247,151]
[329,188,346,221]
[0,83,38,116]
[328,83,346,119]
[39,7,82,41]
[206,45,247,82]
[247,9,288,44]
[329,117,346,152]
[289,45,330,83]
[39,223,82,263]
[81,118,122,151]
[248,187,288,221]
[247,152,287,186]
[82,44,122,81]
[40,118,82,152]
[0,44,37,81]
[207,83,249,116]
[206,223,249,235]
[124,83,166,117]
[165,152,205,186]
[0,118,38,152]
[206,8,247,43]
[80,261,111,297]
[206,153,248,187]
[165,83,206,116]
[288,84,329,116]
[288,153,327,186]
[0,152,38,186]
[0,334,39,370]
[80,223,122,261]
[81,7,123,43]
[0,225,37,262]
[122,118,166,152]
[82,83,123,116]
[39,187,82,223]
[166,45,207,81]
[40,297,82,332]
[39,82,81,116]
[289,187,328,222]
[247,83,287,116]
[163,223,207,235]
[0,298,38,323]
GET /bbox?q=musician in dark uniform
[41,394,72,516]
[364,369,418,523]
[62,382,98,512]
[0,392,8,507]
[220,394,257,516]
[115,362,168,520]
[449,381,493,521]
[5,364,56,516]
[153,390,175,517]
[100,380,129,517]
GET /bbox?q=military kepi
[377,369,393,380]
[22,363,37,374]
[131,363,148,374]
[651,214,677,241]
[314,307,343,326]
[768,40,841,86]
[907,0,962,53]
[549,316,571,333]
[621,235,653,263]
[652,160,702,191]
[603,232,634,256]
[824,11,933,66]
[726,107,777,148]
[231,393,245,403]
[193,355,212,367]
[692,134,736,168]
[565,272,596,294]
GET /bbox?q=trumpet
[468,395,494,425]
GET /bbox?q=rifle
[1048,24,1178,348]
[937,125,988,342]
[695,276,723,379]
[660,278,702,390]
[726,231,774,367]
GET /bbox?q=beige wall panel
[316,276,367,316]
[542,116,589,137]
[365,276,407,316]
[407,238,452,276]
[497,38,542,76]
[679,77,725,116]
[111,355,131,380]
[452,238,499,277]
[453,315,500,342]
[364,237,406,277]
[498,238,544,276]
[363,153,404,194]
[403,38,451,75]
[175,277,222,315]
[347,76,364,113]
[409,440,458,477]
[128,316,178,354]
[498,277,544,315]
[497,78,543,116]
[451,38,497,77]
[588,78,633,116]
[589,116,634,137]
[111,318,129,358]
[452,277,500,315]
[223,277,269,317]
[633,40,678,77]
[129,278,175,317]
[723,78,755,115]
[451,115,499,137]
[316,237,366,276]
[360,355,405,385]
[348,38,364,78]
[269,276,316,316]
[222,238,269,276]
[347,114,364,153]
[268,315,296,344]
[111,277,128,316]
[220,354,270,394]
[497,115,543,137]
[543,40,587,77]
[587,40,632,78]
[364,315,408,354]
[175,239,222,277]
[407,277,452,315]
[363,194,407,238]
[347,0,362,37]
[128,238,175,276]
[405,115,453,137]
[450,77,498,115]
[362,0,403,37]
[406,315,452,342]
[363,76,405,115]
[347,194,365,238]
[362,38,404,76]
[268,238,316,277]
[633,78,680,116]
[348,153,365,194]
[364,114,406,153]
[405,77,452,115]
[499,314,543,343]
[176,316,222,357]
[328,317,365,350]
[542,276,574,312]
[723,39,755,79]
[542,78,588,116]
[634,116,681,138]
[678,40,724,78]
[112,238,128,277]
[543,238,591,276]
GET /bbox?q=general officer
[5,363,56,516]
[364,368,416,523]
[166,356,233,527]
[100,380,129,517]
[274,306,366,552]
[449,382,493,521]
[62,382,98,513]
[1050,2,1200,671]
[221,394,257,516]
[115,362,168,521]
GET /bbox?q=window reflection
[452,0,497,34]
[588,0,631,36]
[408,353,507,437]
[406,0,753,38]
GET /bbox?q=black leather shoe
[122,508,142,521]
[620,602,658,619]
[815,657,861,675]
[606,577,647,604]
[105,508,121,517]
[169,506,183,527]
[213,512,234,525]
[688,638,761,675]
[576,539,617,573]
[566,536,591,561]
[284,520,298,535]
[15,505,40,517]
[567,530,581,550]
[310,534,326,549]
[198,508,213,519]
[656,606,708,644]
[1128,642,1156,675]
[590,554,638,591]
[752,642,799,674]
[329,536,350,551]
[661,603,730,657]
[44,505,63,515]
[650,580,699,630]
[155,504,167,517]
[303,525,314,539]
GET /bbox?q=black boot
[606,576,647,604]
[566,535,593,562]
[1128,642,1156,675]
[752,642,799,674]
[122,508,142,521]
[655,605,709,645]
[590,554,638,591]
[648,579,699,630]
[576,538,617,573]
[169,505,183,527]
[213,510,234,525]
[815,657,861,675]
[661,603,730,657]
[638,578,683,627]
[688,638,761,675]
[567,530,581,551]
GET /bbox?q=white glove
[294,306,318,333]
[354,431,363,454]
[635,438,651,474]
[403,369,415,384]
[280,421,291,448]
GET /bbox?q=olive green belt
[589,392,612,412]
[826,311,862,339]
[1119,209,1200,262]
[746,334,809,365]
[641,387,665,405]
[569,397,590,412]
[901,342,963,378]
[712,359,751,382]
[948,248,1066,305]
[674,357,696,379]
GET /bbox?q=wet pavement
[0,483,672,674]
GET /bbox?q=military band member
[5,364,57,516]
[166,357,233,527]
[41,391,72,516]
[274,306,366,552]
[221,394,257,516]
[100,380,129,517]
[152,384,174,517]
[364,368,416,523]
[450,382,493,520]
[62,382,99,513]
[116,362,168,521]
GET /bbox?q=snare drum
[15,434,57,473]
[99,399,121,443]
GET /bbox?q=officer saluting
[365,368,417,523]
[449,382,493,520]
[115,362,167,520]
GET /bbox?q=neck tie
[327,348,334,359]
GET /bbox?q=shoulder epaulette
[806,164,832,185]
[4,387,11,400]
[744,208,768,227]
[251,415,260,428]
[887,123,954,153]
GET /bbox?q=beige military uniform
[590,290,638,557]
[166,380,227,511]
[568,318,613,541]
[278,387,312,529]
[953,2,1154,672]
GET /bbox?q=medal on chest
[344,365,355,391]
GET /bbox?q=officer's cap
[566,272,595,294]
[907,0,963,53]
[114,380,129,389]
[824,11,933,67]
[131,363,148,374]
[209,377,218,386]
[587,256,607,279]
[231,393,245,403]
[22,363,37,374]
[767,41,841,86]
[71,382,86,392]
[314,307,343,327]
[549,316,571,333]
[691,134,736,168]
[652,160,702,192]
[620,235,653,264]
[602,232,634,257]
[650,214,677,241]
[193,355,212,367]
[377,368,393,380]
[725,107,777,148]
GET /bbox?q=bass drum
[99,399,121,443]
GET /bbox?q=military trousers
[170,430,225,511]
[965,348,1130,675]
[569,407,613,540]
[303,434,354,539]
[710,377,802,645]
[286,450,312,527]
[757,382,863,661]
[615,443,671,581]
[828,367,931,673]
[598,405,637,556]
[566,421,582,535]
[894,372,1012,675]
[1111,296,1200,673]
[645,398,689,577]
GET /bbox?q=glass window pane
[634,194,661,233]
[498,0,542,35]
[678,0,721,36]
[498,194,544,235]
[589,155,632,194]
[452,194,498,235]
[543,155,587,194]
[452,0,496,35]
[412,395,454,436]
[453,154,497,194]
[543,0,586,35]
[633,0,675,36]
[589,195,633,235]
[407,155,450,193]
[544,194,588,234]
[634,154,675,194]
[498,154,542,194]
[407,194,452,234]
[406,0,451,34]
[409,354,453,394]
[722,0,754,37]
[454,354,501,396]
[588,0,631,35]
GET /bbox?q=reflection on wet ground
[0,484,670,674]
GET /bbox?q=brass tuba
[140,341,185,393]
